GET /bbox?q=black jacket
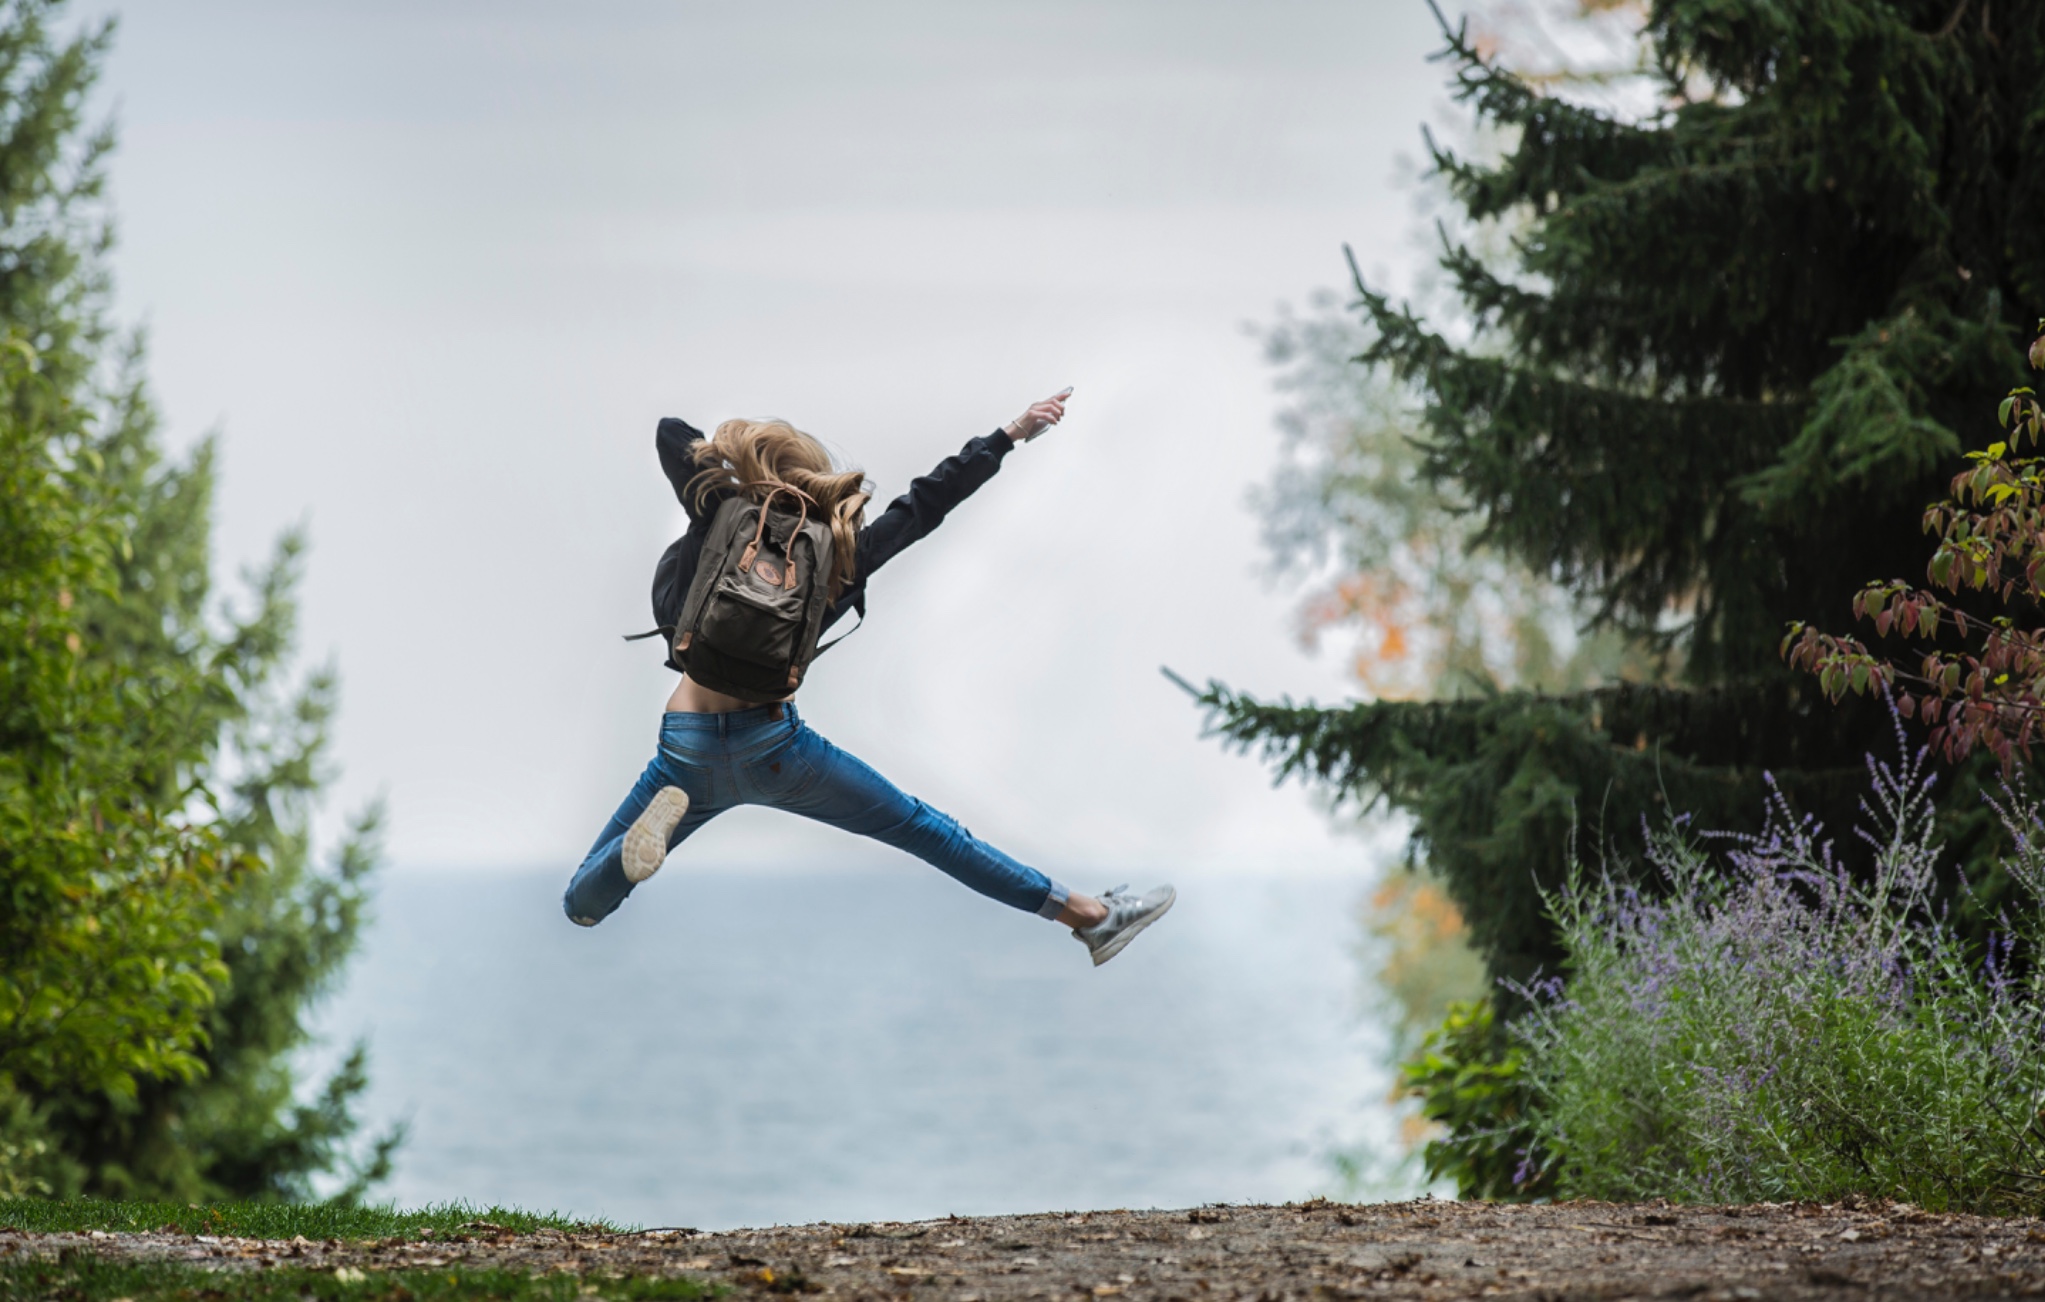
[648,417,1016,670]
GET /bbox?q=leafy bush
[1399,999,1549,1201]
[0,332,235,1162]
[1518,718,2045,1212]
[1786,326,2045,768]
[0,0,388,1200]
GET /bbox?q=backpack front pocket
[697,575,806,667]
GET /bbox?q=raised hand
[1004,386,1073,443]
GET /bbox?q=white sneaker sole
[622,786,690,884]
[1091,887,1176,966]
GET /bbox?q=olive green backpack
[665,486,840,702]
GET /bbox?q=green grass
[0,1257,710,1302]
[0,1200,625,1241]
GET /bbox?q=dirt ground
[9,1198,2045,1300]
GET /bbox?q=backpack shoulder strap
[812,589,865,658]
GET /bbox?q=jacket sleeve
[827,429,1015,626]
[656,417,713,522]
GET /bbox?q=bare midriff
[665,674,791,714]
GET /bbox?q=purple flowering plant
[1514,710,2045,1211]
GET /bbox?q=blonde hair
[689,418,871,598]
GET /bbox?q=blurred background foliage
[0,0,389,1202]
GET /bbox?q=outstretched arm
[827,388,1073,624]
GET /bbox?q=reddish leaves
[1785,337,2045,771]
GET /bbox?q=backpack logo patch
[754,558,783,586]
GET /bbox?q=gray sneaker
[1072,883,1176,966]
[622,785,690,884]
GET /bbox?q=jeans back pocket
[740,728,823,804]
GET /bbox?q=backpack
[650,486,841,702]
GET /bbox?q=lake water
[309,864,1416,1228]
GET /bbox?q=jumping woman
[563,389,1176,965]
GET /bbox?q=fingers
[1009,390,1072,442]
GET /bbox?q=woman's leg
[562,750,721,926]
[751,718,1072,919]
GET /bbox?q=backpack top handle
[736,481,815,591]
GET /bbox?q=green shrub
[1401,999,1549,1200]
[1519,734,2045,1212]
[0,0,388,1200]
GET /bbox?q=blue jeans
[563,704,1071,926]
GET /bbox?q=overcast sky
[87,0,1452,879]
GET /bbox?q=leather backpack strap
[735,482,815,586]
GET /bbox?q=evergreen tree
[0,0,390,1199]
[1196,0,2045,994]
